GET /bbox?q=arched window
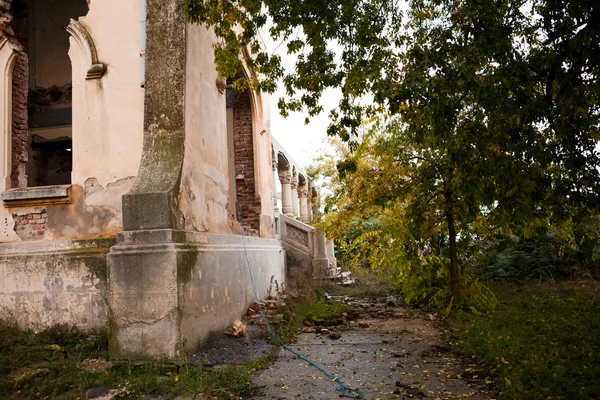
[8,0,89,188]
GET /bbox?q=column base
[312,258,330,279]
[108,229,286,361]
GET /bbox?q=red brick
[231,87,261,236]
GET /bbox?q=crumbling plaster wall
[181,25,231,234]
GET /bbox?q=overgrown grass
[0,321,267,399]
[266,283,356,342]
[452,281,600,399]
[0,283,354,399]
[320,280,399,298]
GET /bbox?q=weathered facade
[0,0,334,360]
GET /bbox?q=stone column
[311,202,329,278]
[291,176,300,218]
[307,187,313,223]
[272,159,279,212]
[299,186,309,223]
[279,171,294,217]
[108,0,188,361]
[326,239,337,269]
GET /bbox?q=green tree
[186,0,600,304]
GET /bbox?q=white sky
[269,88,339,168]
[265,29,341,169]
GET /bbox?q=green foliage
[454,282,600,399]
[462,216,600,282]
[401,255,498,315]
[275,291,354,341]
[295,299,352,322]
[187,0,600,309]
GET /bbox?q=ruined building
[0,0,335,359]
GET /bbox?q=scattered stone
[224,320,247,337]
[248,302,260,314]
[392,350,410,357]
[328,331,342,340]
[358,322,370,328]
[86,387,119,400]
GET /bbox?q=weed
[273,290,354,342]
[0,321,268,399]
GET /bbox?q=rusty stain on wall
[1,176,135,242]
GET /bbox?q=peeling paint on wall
[44,181,134,240]
[12,207,47,240]
[1,176,134,243]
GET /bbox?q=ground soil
[251,294,496,399]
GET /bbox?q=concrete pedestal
[108,229,285,360]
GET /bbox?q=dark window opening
[29,137,72,186]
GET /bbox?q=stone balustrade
[271,137,337,285]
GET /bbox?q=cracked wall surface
[180,24,231,235]
[0,238,112,330]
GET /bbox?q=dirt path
[252,295,496,399]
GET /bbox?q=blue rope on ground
[233,193,363,399]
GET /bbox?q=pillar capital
[298,187,308,198]
[279,172,292,184]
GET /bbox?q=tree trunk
[444,192,460,305]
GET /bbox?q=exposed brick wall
[1,0,28,188]
[12,209,47,241]
[231,88,261,236]
[11,51,28,187]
